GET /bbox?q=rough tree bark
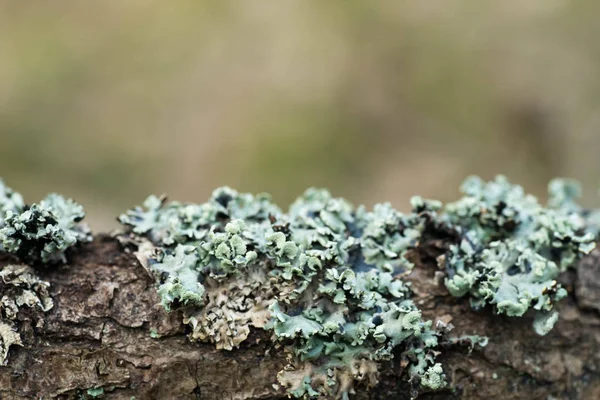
[1,232,599,400]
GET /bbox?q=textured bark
[1,233,599,400]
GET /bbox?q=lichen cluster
[0,175,594,396]
[547,178,600,236]
[120,187,447,398]
[0,179,90,365]
[119,176,597,398]
[441,176,595,335]
[0,180,91,264]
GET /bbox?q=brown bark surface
[1,234,599,400]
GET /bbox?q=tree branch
[1,234,599,399]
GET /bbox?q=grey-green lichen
[0,264,54,364]
[86,387,105,398]
[445,334,489,354]
[0,180,25,226]
[0,180,88,364]
[119,177,597,398]
[0,180,91,264]
[120,187,444,398]
[548,177,600,236]
[440,176,595,334]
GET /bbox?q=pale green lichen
[0,182,91,264]
[0,264,54,364]
[86,387,105,398]
[533,310,560,336]
[267,268,443,398]
[0,180,25,226]
[118,187,281,247]
[445,334,489,353]
[0,181,85,364]
[120,187,444,398]
[197,220,258,278]
[153,245,205,311]
[441,176,595,333]
[359,203,423,274]
[548,178,600,235]
[420,363,446,390]
[119,178,597,398]
[149,329,161,339]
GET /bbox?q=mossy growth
[119,176,597,399]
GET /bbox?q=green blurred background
[1,1,599,231]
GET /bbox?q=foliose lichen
[0,181,89,365]
[0,180,91,264]
[86,387,105,398]
[120,187,446,398]
[0,180,25,226]
[440,176,595,334]
[120,176,596,398]
[547,177,600,236]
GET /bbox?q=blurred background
[1,0,599,231]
